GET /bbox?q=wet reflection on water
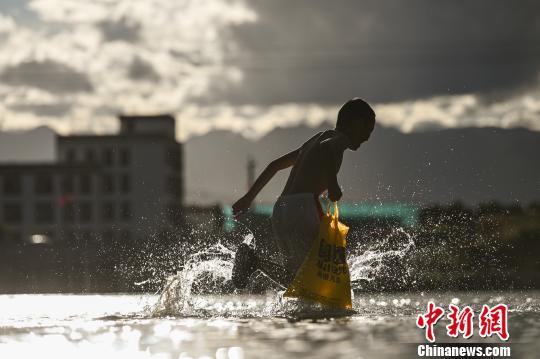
[0,291,538,358]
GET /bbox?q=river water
[1,235,539,358]
[0,291,538,358]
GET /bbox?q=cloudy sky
[0,0,539,139]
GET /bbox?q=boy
[231,98,376,289]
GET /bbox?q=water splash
[153,242,235,316]
[348,227,416,291]
[153,227,416,317]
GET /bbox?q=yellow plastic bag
[284,202,352,309]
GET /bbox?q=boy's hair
[336,98,376,131]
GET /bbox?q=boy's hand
[328,185,342,202]
[232,194,252,218]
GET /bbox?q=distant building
[0,114,184,245]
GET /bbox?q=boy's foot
[232,243,258,289]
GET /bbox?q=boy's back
[283,130,344,198]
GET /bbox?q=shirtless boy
[231,98,376,289]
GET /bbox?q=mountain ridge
[184,124,540,205]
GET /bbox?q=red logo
[416,302,509,342]
[416,302,445,342]
[479,304,509,341]
[446,304,474,339]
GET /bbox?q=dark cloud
[215,0,540,105]
[128,56,160,81]
[10,102,72,117]
[99,18,140,42]
[0,60,93,93]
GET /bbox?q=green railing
[223,201,418,232]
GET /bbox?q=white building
[0,114,184,245]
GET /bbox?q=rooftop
[0,162,100,171]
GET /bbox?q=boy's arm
[232,148,299,217]
[320,138,343,202]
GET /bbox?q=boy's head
[336,98,376,150]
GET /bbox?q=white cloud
[380,91,540,133]
[172,89,540,140]
[3,86,540,140]
[0,14,16,33]
[0,1,539,141]
[0,0,257,134]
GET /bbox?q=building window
[66,149,76,163]
[35,201,55,223]
[120,148,130,166]
[125,122,135,133]
[120,174,131,193]
[79,174,91,194]
[63,202,75,223]
[79,201,92,222]
[121,201,132,221]
[61,174,74,193]
[166,146,182,169]
[4,203,22,223]
[84,148,96,164]
[101,174,115,193]
[102,202,115,222]
[3,173,22,195]
[103,148,114,166]
[35,174,54,194]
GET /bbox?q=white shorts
[271,193,321,276]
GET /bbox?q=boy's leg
[256,257,293,289]
[231,243,257,289]
[232,243,292,289]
